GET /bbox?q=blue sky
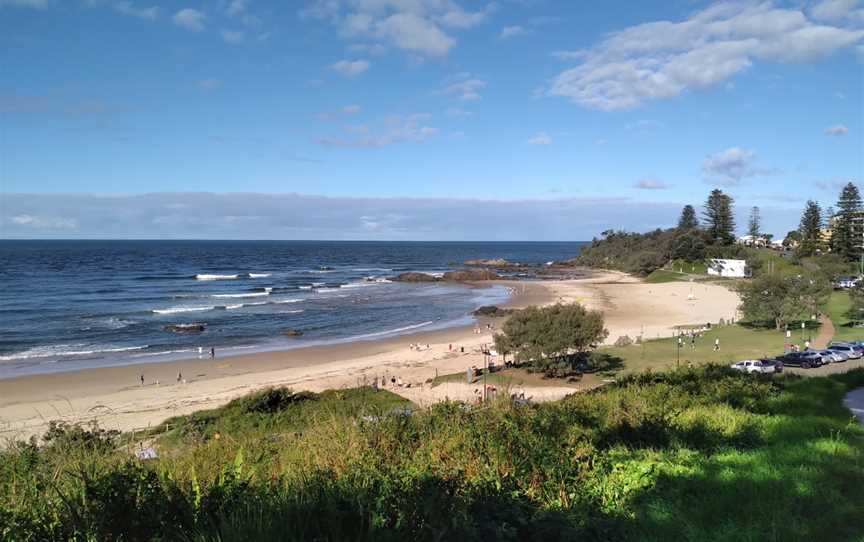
[1,0,862,240]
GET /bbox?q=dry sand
[0,272,739,442]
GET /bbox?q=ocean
[0,240,585,379]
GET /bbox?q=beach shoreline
[0,271,740,442]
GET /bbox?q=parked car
[827,343,863,359]
[762,358,784,373]
[816,349,847,363]
[731,359,776,374]
[775,351,824,369]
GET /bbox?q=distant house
[707,259,747,278]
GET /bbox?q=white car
[816,349,846,363]
[731,359,775,374]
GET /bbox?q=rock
[163,323,206,333]
[282,329,304,337]
[393,272,440,282]
[442,269,501,281]
[464,258,514,267]
[472,305,515,317]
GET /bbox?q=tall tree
[798,199,823,257]
[747,206,761,242]
[703,189,736,245]
[830,182,863,261]
[678,204,699,229]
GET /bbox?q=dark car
[775,351,823,369]
[761,358,784,373]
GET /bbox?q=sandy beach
[0,272,739,442]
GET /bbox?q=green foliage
[703,189,736,245]
[494,303,608,377]
[677,205,699,229]
[830,182,863,261]
[575,228,707,276]
[797,199,824,257]
[747,205,761,240]
[2,368,864,541]
[736,271,830,329]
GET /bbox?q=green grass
[644,269,691,283]
[602,323,816,373]
[431,366,605,389]
[2,367,864,541]
[824,290,864,342]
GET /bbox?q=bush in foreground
[1,367,863,541]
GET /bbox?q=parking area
[784,356,864,376]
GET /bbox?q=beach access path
[0,272,741,443]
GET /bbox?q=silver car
[817,349,848,363]
[828,343,863,359]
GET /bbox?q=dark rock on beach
[163,323,206,333]
[472,305,516,317]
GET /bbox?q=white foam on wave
[152,306,213,315]
[249,273,271,278]
[340,282,370,289]
[299,285,313,290]
[274,298,303,304]
[0,344,148,362]
[279,309,304,314]
[346,321,435,341]
[315,288,340,293]
[196,274,239,281]
[212,292,270,299]
[131,348,197,358]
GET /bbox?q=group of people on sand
[408,343,430,351]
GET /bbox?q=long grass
[1,367,863,541]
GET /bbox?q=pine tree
[703,189,735,245]
[678,205,699,229]
[830,182,863,260]
[747,206,761,242]
[798,199,823,256]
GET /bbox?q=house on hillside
[707,259,747,278]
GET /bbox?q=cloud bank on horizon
[0,0,861,239]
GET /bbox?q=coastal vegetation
[2,367,863,541]
[493,303,608,377]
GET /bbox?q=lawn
[824,290,864,342]
[644,269,691,283]
[602,323,810,373]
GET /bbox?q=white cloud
[300,0,493,57]
[226,0,248,17]
[317,113,437,148]
[114,1,158,20]
[825,124,849,135]
[548,2,864,110]
[330,59,370,76]
[440,75,486,101]
[342,104,361,114]
[702,147,760,185]
[221,29,245,44]
[811,0,864,22]
[445,107,472,118]
[0,0,47,8]
[198,78,222,90]
[172,8,206,32]
[9,214,77,230]
[634,179,670,190]
[527,131,552,145]
[499,25,528,39]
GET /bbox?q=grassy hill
[2,367,863,541]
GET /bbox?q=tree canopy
[830,182,862,261]
[678,205,699,229]
[798,199,823,257]
[703,189,736,245]
[736,272,830,330]
[494,303,608,377]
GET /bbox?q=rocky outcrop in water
[394,272,440,282]
[163,323,206,333]
[442,269,501,281]
[464,258,518,267]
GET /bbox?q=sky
[0,0,862,240]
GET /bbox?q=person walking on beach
[210,347,215,360]
[139,373,144,386]
[177,371,182,383]
[713,338,720,351]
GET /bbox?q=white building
[707,259,747,278]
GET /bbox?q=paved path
[844,387,864,426]
[812,313,835,349]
